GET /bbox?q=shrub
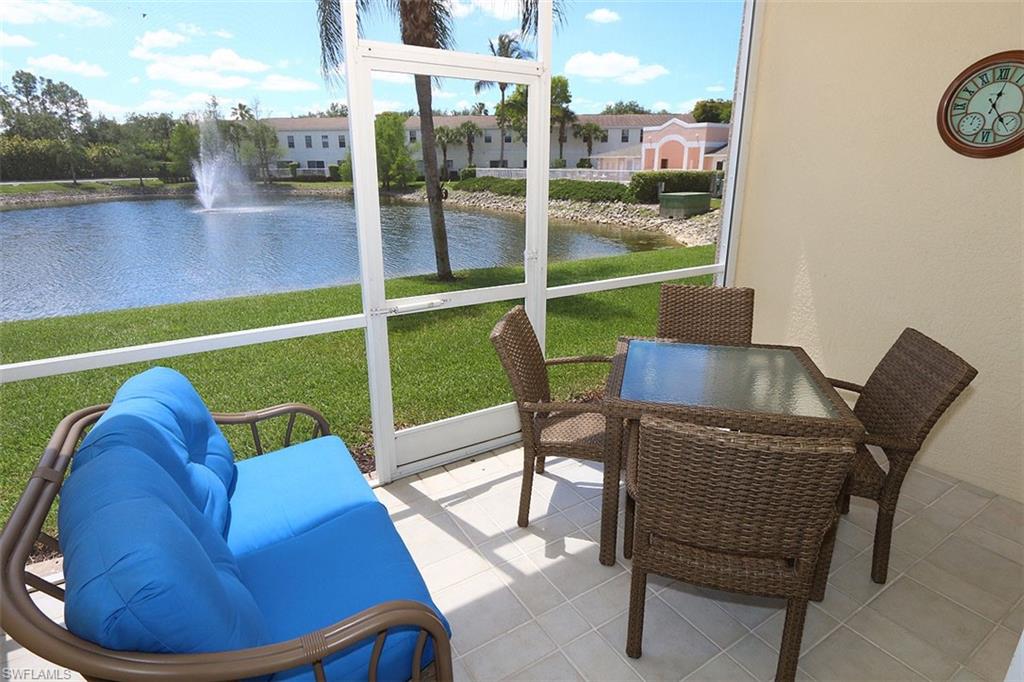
[550,158,567,169]
[287,162,299,178]
[339,157,353,182]
[576,158,592,168]
[451,175,631,203]
[328,164,340,180]
[459,165,477,180]
[628,170,719,204]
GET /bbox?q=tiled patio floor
[4,446,1022,681]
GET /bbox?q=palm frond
[519,0,565,38]
[317,0,385,85]
[474,80,496,94]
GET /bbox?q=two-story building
[264,113,730,177]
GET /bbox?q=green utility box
[659,191,711,218]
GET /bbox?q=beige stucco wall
[732,1,1023,499]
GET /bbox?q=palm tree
[470,102,488,116]
[434,125,464,179]
[316,1,558,280]
[573,121,606,159]
[231,102,254,121]
[474,34,533,168]
[458,120,483,167]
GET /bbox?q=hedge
[628,170,724,204]
[459,166,476,180]
[452,176,631,203]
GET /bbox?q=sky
[0,0,743,120]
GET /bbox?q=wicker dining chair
[490,305,611,528]
[829,327,977,584]
[656,284,755,345]
[625,417,855,682]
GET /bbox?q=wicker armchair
[625,417,855,682]
[829,327,977,584]
[490,306,611,528]
[656,284,755,345]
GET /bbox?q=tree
[434,125,463,179]
[244,120,281,184]
[692,98,732,123]
[572,121,606,159]
[550,75,576,161]
[117,120,153,188]
[299,102,349,118]
[470,102,488,116]
[495,85,528,150]
[601,100,652,115]
[168,121,200,178]
[458,120,482,167]
[374,111,415,191]
[474,34,533,168]
[317,0,559,280]
[42,80,91,184]
[231,102,254,121]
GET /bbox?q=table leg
[600,415,623,566]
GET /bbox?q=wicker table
[598,337,864,566]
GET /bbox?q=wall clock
[937,49,1024,158]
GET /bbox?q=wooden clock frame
[937,49,1024,159]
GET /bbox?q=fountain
[192,117,251,211]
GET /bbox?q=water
[192,118,251,210]
[0,196,671,321]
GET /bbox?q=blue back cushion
[76,367,236,534]
[59,448,268,653]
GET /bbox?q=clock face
[939,51,1024,157]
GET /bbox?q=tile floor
[3,445,1021,681]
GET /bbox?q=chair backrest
[490,305,550,405]
[634,417,854,564]
[656,285,755,345]
[854,327,977,451]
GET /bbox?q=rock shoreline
[410,188,721,247]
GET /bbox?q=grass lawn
[711,197,723,210]
[269,180,353,191]
[0,179,167,195]
[0,245,715,529]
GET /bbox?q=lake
[0,195,671,321]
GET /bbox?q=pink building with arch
[641,117,731,171]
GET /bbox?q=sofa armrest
[212,403,331,455]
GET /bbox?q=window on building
[660,158,669,169]
[521,160,527,168]
[504,133,513,143]
[322,135,329,148]
[338,134,346,148]
[484,132,492,143]
[716,160,725,170]
[287,135,295,148]
[275,161,290,169]
[488,160,508,168]
[308,160,326,169]
[304,135,312,148]
[445,159,453,169]
[621,129,630,143]
[640,129,644,142]
[600,132,608,143]
[409,130,417,143]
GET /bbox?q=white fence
[475,167,637,183]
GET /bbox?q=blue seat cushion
[60,448,267,654]
[226,436,379,558]
[76,367,236,534]
[238,503,450,682]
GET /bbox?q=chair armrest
[864,432,919,452]
[520,400,604,415]
[827,378,865,393]
[545,355,612,366]
[212,403,331,454]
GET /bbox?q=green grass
[269,180,353,191]
[0,179,166,195]
[711,197,722,210]
[0,245,715,530]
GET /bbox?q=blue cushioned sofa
[0,368,453,682]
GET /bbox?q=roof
[707,144,730,157]
[591,143,643,159]
[263,112,694,132]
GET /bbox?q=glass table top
[619,340,839,419]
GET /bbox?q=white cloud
[446,0,519,21]
[585,8,621,24]
[454,99,471,110]
[137,29,187,50]
[176,23,205,36]
[432,87,457,99]
[213,29,233,39]
[705,84,727,93]
[260,74,319,92]
[1,0,110,26]
[130,41,269,90]
[27,54,107,78]
[146,62,251,89]
[564,51,668,85]
[0,31,36,47]
[652,100,671,111]
[677,98,699,113]
[372,71,413,84]
[88,98,131,117]
[128,76,141,84]
[374,99,406,114]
